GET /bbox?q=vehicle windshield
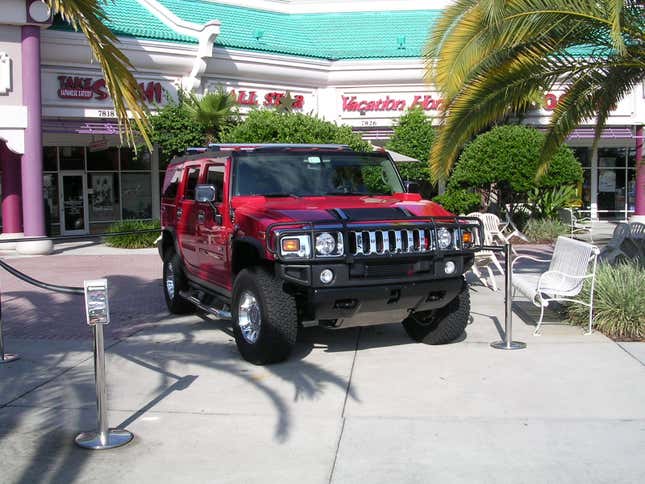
[233,152,404,197]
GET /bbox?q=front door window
[61,173,87,234]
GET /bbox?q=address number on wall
[97,109,116,118]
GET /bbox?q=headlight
[437,227,452,249]
[315,232,344,257]
[315,232,336,255]
[279,235,311,259]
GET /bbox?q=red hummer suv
[159,144,482,364]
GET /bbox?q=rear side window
[206,166,224,202]
[162,168,181,200]
[184,167,200,200]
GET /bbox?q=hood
[232,194,453,227]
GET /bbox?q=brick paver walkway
[1,254,163,340]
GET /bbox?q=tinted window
[206,166,224,202]
[162,169,181,199]
[184,167,200,200]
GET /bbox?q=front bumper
[308,277,464,328]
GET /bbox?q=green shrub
[528,186,578,220]
[221,110,371,152]
[446,125,583,210]
[386,107,436,197]
[148,93,208,168]
[523,219,569,243]
[433,189,481,214]
[569,262,645,340]
[105,219,161,248]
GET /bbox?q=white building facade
[1,0,643,250]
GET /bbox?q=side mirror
[195,184,217,203]
[404,181,420,194]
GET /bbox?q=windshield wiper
[261,193,301,198]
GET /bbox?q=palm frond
[426,0,645,180]
[47,0,151,149]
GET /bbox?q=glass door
[59,172,88,235]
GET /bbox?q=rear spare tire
[402,279,470,344]
[232,267,298,365]
[163,252,194,314]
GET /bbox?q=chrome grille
[350,228,435,255]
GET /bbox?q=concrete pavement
[0,247,644,484]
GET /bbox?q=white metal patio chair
[598,223,631,264]
[511,236,600,335]
[466,213,503,290]
[558,208,593,242]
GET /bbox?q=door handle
[176,208,183,218]
[197,211,205,224]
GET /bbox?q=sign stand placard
[75,279,134,450]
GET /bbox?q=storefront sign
[341,95,444,112]
[56,76,164,104]
[228,89,305,109]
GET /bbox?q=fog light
[320,269,334,284]
[444,261,456,274]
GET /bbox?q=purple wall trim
[0,141,23,233]
[635,126,644,216]
[20,25,46,237]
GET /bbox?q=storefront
[1,0,643,254]
[35,68,178,235]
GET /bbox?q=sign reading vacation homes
[340,92,571,114]
[342,94,444,112]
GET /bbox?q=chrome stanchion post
[0,288,19,364]
[491,242,526,350]
[75,279,133,450]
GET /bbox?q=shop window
[89,173,120,222]
[598,148,628,219]
[184,167,200,200]
[122,173,152,219]
[572,147,590,168]
[43,174,59,236]
[43,147,58,171]
[59,146,85,170]
[581,169,591,211]
[87,147,118,171]
[121,148,151,170]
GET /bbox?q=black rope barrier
[0,259,84,295]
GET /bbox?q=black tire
[402,279,470,344]
[163,252,194,314]
[232,267,298,365]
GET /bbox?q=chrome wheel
[238,291,261,344]
[165,262,175,299]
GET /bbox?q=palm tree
[425,0,645,180]
[186,87,239,142]
[48,1,151,147]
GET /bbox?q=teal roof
[55,0,441,60]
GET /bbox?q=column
[590,147,598,220]
[16,25,52,255]
[0,142,23,249]
[633,126,644,222]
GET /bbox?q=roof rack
[184,143,353,155]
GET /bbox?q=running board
[179,291,232,319]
